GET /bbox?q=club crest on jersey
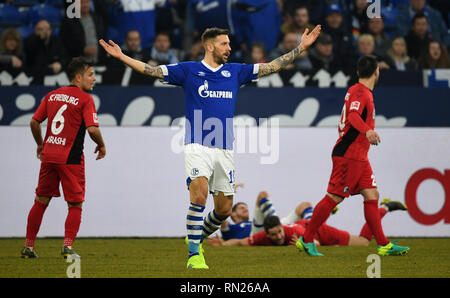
[191,168,199,176]
[350,101,360,111]
[93,113,98,123]
[221,70,231,78]
[198,80,233,99]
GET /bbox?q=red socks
[359,207,387,241]
[64,206,82,247]
[25,200,48,248]
[363,200,389,246]
[303,195,338,243]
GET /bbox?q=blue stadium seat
[0,4,23,27]
[12,0,40,7]
[17,25,34,39]
[29,4,62,26]
[389,0,410,8]
[45,0,64,8]
[107,26,120,44]
[381,5,399,27]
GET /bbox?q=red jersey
[33,85,99,164]
[248,221,306,246]
[332,83,375,161]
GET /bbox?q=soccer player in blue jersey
[99,24,322,269]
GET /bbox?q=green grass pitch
[1,238,449,278]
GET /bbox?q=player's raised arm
[99,39,164,79]
[257,24,321,78]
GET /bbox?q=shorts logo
[343,186,349,194]
[350,101,360,111]
[221,70,231,78]
[191,168,199,176]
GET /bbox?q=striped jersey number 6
[51,104,68,135]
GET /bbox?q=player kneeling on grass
[21,57,106,259]
[209,194,407,247]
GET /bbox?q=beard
[213,48,229,65]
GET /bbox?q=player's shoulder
[348,83,371,99]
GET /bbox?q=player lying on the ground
[209,193,407,247]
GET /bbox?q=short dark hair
[66,57,93,82]
[356,55,378,78]
[412,12,427,25]
[263,215,281,233]
[201,27,229,44]
[232,202,247,212]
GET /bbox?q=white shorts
[185,143,235,196]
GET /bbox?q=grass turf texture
[1,238,449,278]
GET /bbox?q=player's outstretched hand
[299,24,321,50]
[208,235,224,246]
[95,145,106,160]
[366,130,381,146]
[99,39,123,59]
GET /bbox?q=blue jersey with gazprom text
[161,60,259,150]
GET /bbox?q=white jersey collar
[201,60,224,72]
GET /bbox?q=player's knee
[296,202,312,216]
[256,191,270,206]
[68,201,83,208]
[215,206,232,219]
[35,196,51,205]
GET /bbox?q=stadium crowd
[0,0,449,76]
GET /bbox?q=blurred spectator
[268,32,312,71]
[323,3,355,68]
[0,28,23,69]
[308,33,342,73]
[349,0,370,42]
[148,32,180,66]
[281,0,327,26]
[121,30,150,62]
[60,0,107,64]
[395,0,450,47]
[384,36,419,71]
[281,5,315,39]
[244,42,267,64]
[183,36,204,62]
[404,13,432,60]
[418,40,450,69]
[428,0,450,27]
[356,34,390,69]
[24,20,69,75]
[111,0,168,49]
[232,0,282,55]
[367,17,391,58]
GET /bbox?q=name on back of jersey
[46,136,66,146]
[49,93,79,106]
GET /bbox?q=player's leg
[251,191,276,234]
[185,144,212,268]
[186,176,208,266]
[22,196,52,258]
[360,188,409,255]
[359,199,390,241]
[201,148,235,242]
[59,163,86,259]
[282,202,313,224]
[297,157,353,256]
[22,163,60,258]
[202,191,233,241]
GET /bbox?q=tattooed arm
[257,25,321,78]
[99,39,164,79]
